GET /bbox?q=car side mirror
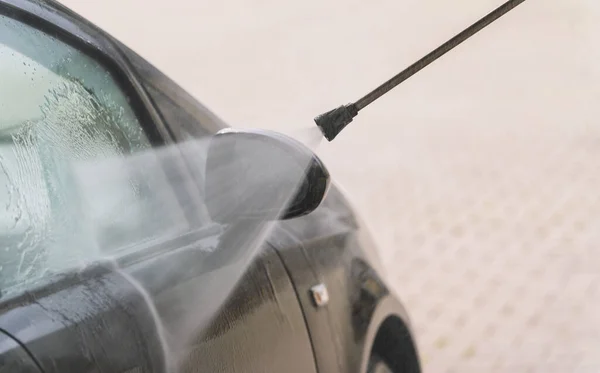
[204,129,330,224]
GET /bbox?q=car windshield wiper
[314,0,527,141]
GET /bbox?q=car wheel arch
[359,296,422,373]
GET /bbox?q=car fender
[268,181,419,373]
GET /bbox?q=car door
[0,329,41,373]
[0,4,317,373]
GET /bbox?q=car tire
[367,353,393,373]
[368,316,421,373]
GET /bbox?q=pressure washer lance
[314,0,527,142]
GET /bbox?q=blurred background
[59,0,600,371]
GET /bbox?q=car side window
[0,14,189,297]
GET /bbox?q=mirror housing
[204,129,330,224]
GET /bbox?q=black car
[0,0,421,372]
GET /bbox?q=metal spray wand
[314,0,527,141]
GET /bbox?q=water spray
[314,0,527,141]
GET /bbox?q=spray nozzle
[314,104,358,141]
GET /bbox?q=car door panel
[0,239,317,373]
[0,329,41,373]
[160,246,318,373]
[0,263,165,373]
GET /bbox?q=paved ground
[60,0,600,371]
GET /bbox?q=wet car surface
[0,0,420,372]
